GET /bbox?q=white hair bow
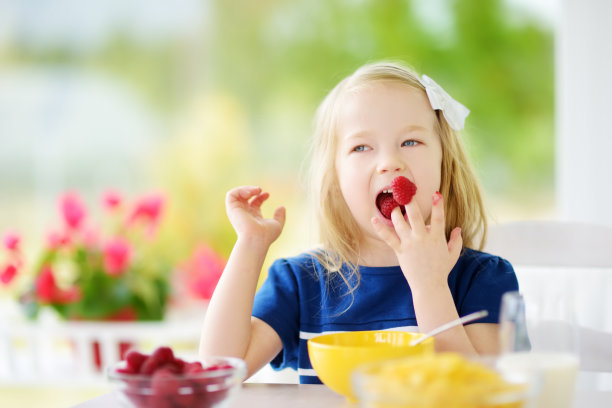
[419,74,470,131]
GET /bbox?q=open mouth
[376,191,406,220]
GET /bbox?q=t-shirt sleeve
[458,254,518,324]
[252,258,300,371]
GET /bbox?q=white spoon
[410,310,489,346]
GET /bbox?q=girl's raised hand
[371,192,462,292]
[226,186,286,248]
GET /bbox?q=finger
[429,191,445,237]
[249,191,270,208]
[447,227,463,260]
[371,217,400,250]
[227,186,261,205]
[273,206,286,228]
[390,206,411,237]
[238,185,262,199]
[404,199,426,236]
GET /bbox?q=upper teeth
[382,189,392,194]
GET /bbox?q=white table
[72,383,612,407]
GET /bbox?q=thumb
[447,227,463,260]
[273,206,286,228]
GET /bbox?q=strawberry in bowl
[108,346,246,408]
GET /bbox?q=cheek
[336,158,362,193]
[414,162,442,217]
[415,194,434,221]
[334,169,354,209]
[336,169,369,218]
[338,175,362,210]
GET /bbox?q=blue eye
[402,140,418,147]
[353,145,369,152]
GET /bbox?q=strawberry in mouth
[377,192,403,219]
[376,176,417,220]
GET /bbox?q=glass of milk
[498,290,580,408]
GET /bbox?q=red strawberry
[391,176,417,205]
[125,350,147,373]
[153,346,175,364]
[172,358,186,372]
[157,361,183,374]
[140,346,175,374]
[378,195,399,219]
[139,357,159,375]
[190,363,227,391]
[149,396,173,408]
[151,367,180,396]
[173,392,198,408]
[204,363,233,371]
[183,361,205,374]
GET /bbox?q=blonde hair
[307,61,487,297]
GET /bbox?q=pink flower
[60,193,87,230]
[54,286,81,304]
[3,233,20,251]
[81,227,101,250]
[35,266,58,303]
[180,245,226,300]
[34,266,81,304]
[102,190,122,211]
[1,264,17,285]
[128,194,165,235]
[103,238,132,276]
[46,230,71,250]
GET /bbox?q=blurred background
[0,0,555,406]
[0,0,555,262]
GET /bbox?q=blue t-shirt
[251,248,518,384]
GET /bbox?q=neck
[356,235,399,267]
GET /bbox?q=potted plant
[1,190,172,370]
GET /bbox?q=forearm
[199,237,270,359]
[411,285,478,355]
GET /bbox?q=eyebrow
[342,124,429,140]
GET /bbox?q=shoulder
[452,248,516,285]
[270,251,322,270]
[268,251,327,280]
[456,247,514,273]
[450,248,518,321]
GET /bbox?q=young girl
[199,61,518,383]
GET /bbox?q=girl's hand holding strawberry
[371,191,463,293]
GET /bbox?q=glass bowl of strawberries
[107,346,247,408]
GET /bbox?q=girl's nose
[377,150,405,174]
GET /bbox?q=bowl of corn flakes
[351,352,537,408]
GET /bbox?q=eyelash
[402,140,419,147]
[352,140,419,152]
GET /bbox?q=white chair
[485,220,612,268]
[485,220,612,390]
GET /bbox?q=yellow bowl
[307,331,434,400]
